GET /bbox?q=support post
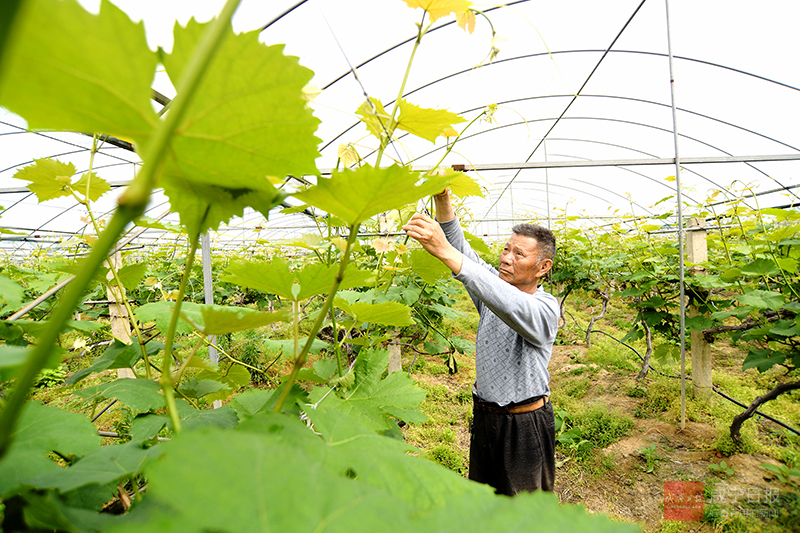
[687,218,712,400]
[388,329,402,374]
[106,251,135,379]
[201,233,222,409]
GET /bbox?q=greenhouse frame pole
[665,0,687,431]
[201,233,218,365]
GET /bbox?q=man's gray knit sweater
[440,218,560,405]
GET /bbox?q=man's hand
[402,213,463,275]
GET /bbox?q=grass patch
[585,336,639,374]
[428,444,467,474]
[572,405,634,448]
[635,379,677,419]
[558,375,591,399]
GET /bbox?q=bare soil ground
[409,343,797,532]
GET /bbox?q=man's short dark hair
[511,224,556,261]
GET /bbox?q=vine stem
[273,224,360,413]
[0,0,242,460]
[375,12,431,168]
[0,210,130,458]
[160,233,202,433]
[76,135,153,379]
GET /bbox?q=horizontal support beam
[319,153,800,175]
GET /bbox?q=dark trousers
[468,396,556,496]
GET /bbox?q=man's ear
[538,258,553,277]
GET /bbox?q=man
[402,189,559,495]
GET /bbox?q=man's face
[498,233,551,293]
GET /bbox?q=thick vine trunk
[585,289,610,348]
[636,319,653,380]
[558,287,572,329]
[730,381,800,444]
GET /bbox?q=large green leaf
[134,301,195,335]
[0,345,63,381]
[18,490,117,533]
[77,378,164,414]
[263,337,328,356]
[72,172,111,202]
[107,410,635,533]
[157,18,319,234]
[178,378,229,399]
[294,164,452,226]
[66,338,163,385]
[445,170,483,198]
[409,248,451,284]
[309,349,427,431]
[174,400,239,431]
[0,274,24,313]
[222,259,373,301]
[112,262,149,292]
[221,257,298,299]
[11,159,75,202]
[107,423,408,533]
[396,99,465,143]
[739,258,780,277]
[178,302,290,335]
[26,440,162,493]
[742,348,786,373]
[195,363,251,403]
[736,290,786,311]
[0,0,158,141]
[334,299,416,327]
[161,173,287,237]
[0,402,100,498]
[356,97,392,140]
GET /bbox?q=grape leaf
[72,172,111,202]
[107,423,408,533]
[11,158,75,202]
[222,258,373,301]
[736,290,786,311]
[0,402,100,498]
[135,302,191,335]
[396,99,465,143]
[294,164,452,226]
[0,345,63,381]
[174,400,239,431]
[742,348,785,373]
[177,302,290,335]
[410,248,451,284]
[77,378,164,414]
[130,413,168,444]
[443,169,483,198]
[309,349,427,430]
[66,338,163,385]
[27,440,162,493]
[161,170,288,237]
[0,274,24,315]
[402,0,473,23]
[111,262,149,291]
[107,409,634,533]
[356,97,392,140]
[178,378,229,399]
[739,258,779,276]
[195,363,251,403]
[156,18,319,235]
[0,0,158,142]
[334,299,416,327]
